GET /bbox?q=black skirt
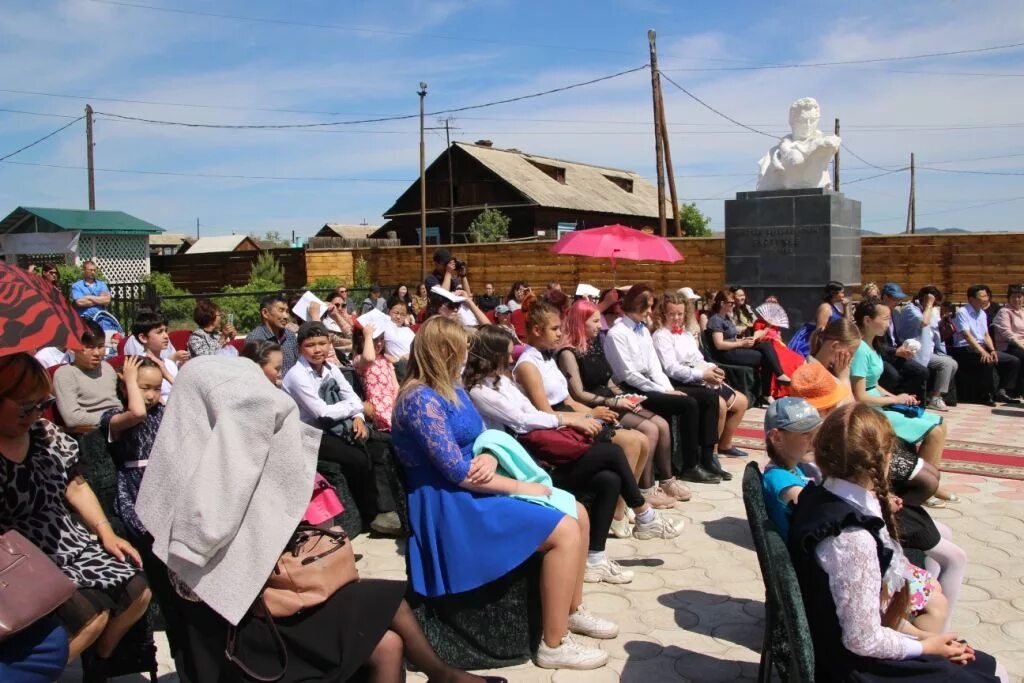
[176,579,406,683]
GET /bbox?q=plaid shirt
[187,328,222,357]
[245,324,299,374]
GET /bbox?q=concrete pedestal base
[724,188,861,332]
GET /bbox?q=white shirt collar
[823,477,883,520]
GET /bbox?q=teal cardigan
[472,429,578,519]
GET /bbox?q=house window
[604,175,634,193]
[556,222,577,238]
[527,160,566,184]
[415,227,441,245]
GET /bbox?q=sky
[1,0,1023,238]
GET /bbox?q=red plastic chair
[116,335,128,356]
[485,309,497,324]
[168,329,193,352]
[106,355,127,372]
[229,338,245,353]
[45,365,66,426]
[509,310,527,342]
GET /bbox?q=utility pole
[656,79,681,236]
[906,152,916,234]
[647,30,667,237]
[418,82,428,282]
[196,217,200,240]
[85,105,95,210]
[443,117,455,239]
[833,117,841,192]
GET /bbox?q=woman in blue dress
[788,281,848,357]
[390,317,617,671]
[851,299,954,504]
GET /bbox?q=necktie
[671,327,684,335]
[540,348,557,361]
[633,321,646,335]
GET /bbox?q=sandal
[923,497,946,508]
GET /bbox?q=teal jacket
[472,429,578,519]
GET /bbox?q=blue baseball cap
[881,282,908,300]
[764,397,822,433]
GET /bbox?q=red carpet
[733,426,1024,481]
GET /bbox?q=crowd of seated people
[6,258,1020,681]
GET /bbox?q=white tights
[923,520,966,632]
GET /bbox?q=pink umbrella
[551,224,684,284]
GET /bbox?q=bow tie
[632,321,647,335]
[671,328,684,335]
[540,348,557,361]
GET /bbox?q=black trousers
[714,342,785,398]
[881,355,930,397]
[950,347,1021,395]
[621,384,714,473]
[1003,346,1024,395]
[550,441,644,552]
[318,432,397,516]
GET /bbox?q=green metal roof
[0,206,165,236]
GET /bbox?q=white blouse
[468,376,560,435]
[651,327,716,385]
[814,478,923,661]
[384,325,416,358]
[602,317,673,393]
[514,345,570,405]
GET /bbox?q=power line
[660,40,1024,71]
[839,143,904,172]
[842,168,909,185]
[657,72,775,138]
[0,116,84,162]
[919,166,1024,177]
[0,159,411,182]
[0,107,81,119]
[864,195,1024,224]
[92,65,649,129]
[664,65,1024,77]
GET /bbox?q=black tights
[550,442,644,552]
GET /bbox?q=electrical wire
[659,40,1024,71]
[919,166,1024,177]
[841,168,909,185]
[0,115,84,162]
[657,72,775,138]
[92,65,649,129]
[0,159,410,182]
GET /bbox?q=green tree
[251,230,291,248]
[467,207,510,243]
[306,275,343,294]
[679,202,712,237]
[250,252,284,286]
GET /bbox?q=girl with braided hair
[788,404,1006,682]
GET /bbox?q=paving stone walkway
[69,406,1024,682]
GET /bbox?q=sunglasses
[12,396,57,418]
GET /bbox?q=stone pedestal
[724,188,861,333]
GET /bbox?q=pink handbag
[303,474,344,526]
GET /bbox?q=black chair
[741,462,814,683]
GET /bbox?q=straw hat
[789,361,851,411]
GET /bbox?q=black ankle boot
[703,452,733,481]
[679,465,721,484]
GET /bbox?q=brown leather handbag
[260,524,359,619]
[0,530,76,641]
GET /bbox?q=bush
[57,263,105,289]
[680,202,712,237]
[145,272,194,325]
[353,257,371,288]
[467,207,510,243]
[306,275,343,295]
[218,278,284,333]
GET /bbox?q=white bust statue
[756,97,841,191]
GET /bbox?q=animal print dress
[0,420,138,590]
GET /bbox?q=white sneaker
[584,558,634,585]
[535,633,610,669]
[927,396,949,412]
[609,517,632,539]
[633,512,682,540]
[568,604,620,639]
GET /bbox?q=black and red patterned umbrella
[0,262,87,357]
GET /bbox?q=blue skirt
[788,323,815,358]
[406,485,564,598]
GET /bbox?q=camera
[454,259,467,274]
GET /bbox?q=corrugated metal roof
[453,142,668,217]
[148,232,191,246]
[319,224,380,239]
[0,206,165,235]
[185,235,256,254]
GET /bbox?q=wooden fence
[151,233,1024,301]
[151,248,307,293]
